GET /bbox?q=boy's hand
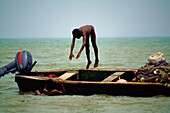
[76,52,81,59]
[69,53,74,60]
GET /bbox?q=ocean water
[0,37,170,113]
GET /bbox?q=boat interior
[29,68,136,82]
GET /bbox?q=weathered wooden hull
[15,68,170,96]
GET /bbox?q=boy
[69,25,99,69]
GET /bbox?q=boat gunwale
[33,68,137,72]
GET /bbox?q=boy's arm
[69,37,75,60]
[76,36,86,59]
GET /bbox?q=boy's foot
[94,60,99,68]
[86,61,92,69]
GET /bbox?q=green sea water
[0,37,170,113]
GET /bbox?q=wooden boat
[15,68,170,97]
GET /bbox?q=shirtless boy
[69,25,99,69]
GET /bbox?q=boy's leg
[91,33,99,68]
[85,37,92,69]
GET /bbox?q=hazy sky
[0,0,170,38]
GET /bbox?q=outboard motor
[0,50,37,78]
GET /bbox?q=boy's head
[72,29,81,39]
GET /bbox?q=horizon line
[0,36,170,39]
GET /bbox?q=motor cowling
[15,50,33,74]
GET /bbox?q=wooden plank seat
[102,72,125,82]
[58,72,77,80]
